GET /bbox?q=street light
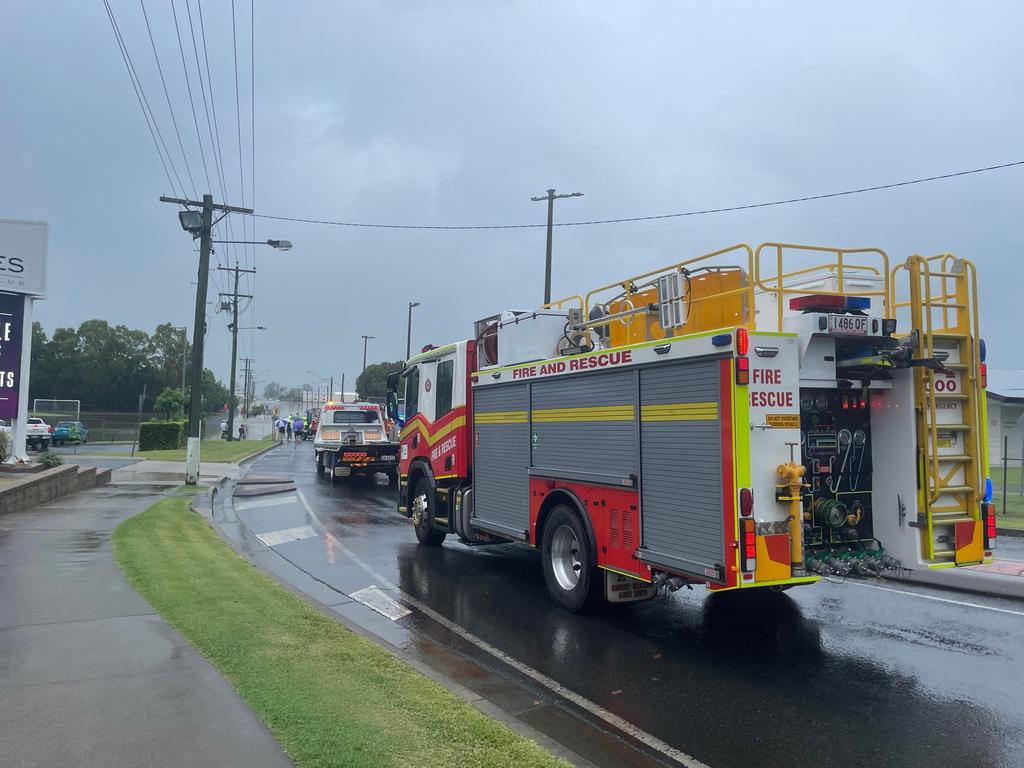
[211,239,292,251]
[361,335,375,374]
[406,301,420,360]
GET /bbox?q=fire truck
[385,243,996,611]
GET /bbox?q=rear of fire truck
[389,242,993,611]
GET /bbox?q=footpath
[0,462,293,768]
[888,534,1024,601]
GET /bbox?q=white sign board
[0,220,47,297]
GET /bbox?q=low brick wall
[0,464,110,517]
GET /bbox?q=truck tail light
[741,518,756,573]
[982,502,997,548]
[735,327,749,356]
[979,362,988,389]
[735,356,750,385]
[739,487,753,517]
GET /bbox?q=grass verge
[991,466,1024,526]
[112,496,567,768]
[139,434,274,463]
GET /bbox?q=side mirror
[386,391,398,421]
[385,371,401,391]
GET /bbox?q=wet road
[247,443,1024,768]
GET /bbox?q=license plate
[380,455,396,461]
[333,466,351,477]
[827,314,869,335]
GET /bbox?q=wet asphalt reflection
[253,443,1024,768]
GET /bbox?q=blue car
[53,421,89,446]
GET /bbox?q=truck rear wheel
[541,505,602,612]
[315,452,325,475]
[411,477,445,546]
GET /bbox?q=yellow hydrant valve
[776,442,807,577]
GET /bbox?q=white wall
[988,397,1024,461]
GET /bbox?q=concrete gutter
[887,565,1024,602]
[997,526,1024,539]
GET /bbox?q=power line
[170,0,212,193]
[252,159,1024,231]
[186,0,228,206]
[139,0,198,198]
[230,0,249,272]
[101,0,183,197]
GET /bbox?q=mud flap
[604,571,656,604]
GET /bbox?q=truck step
[930,513,976,524]
[922,423,971,431]
[928,484,975,495]
[927,392,969,401]
[933,550,956,558]
[935,454,972,463]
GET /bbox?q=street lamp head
[266,239,292,251]
[410,301,420,308]
[178,210,202,235]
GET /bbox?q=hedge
[140,421,186,451]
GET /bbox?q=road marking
[297,490,710,768]
[350,586,412,620]
[845,581,1024,617]
[254,524,318,548]
[235,493,299,510]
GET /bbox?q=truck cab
[313,401,399,484]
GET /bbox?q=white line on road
[235,493,299,511]
[296,490,711,768]
[254,524,318,548]
[845,581,1024,617]
[350,586,412,620]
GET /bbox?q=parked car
[53,421,89,446]
[26,417,52,451]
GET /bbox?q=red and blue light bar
[789,294,871,312]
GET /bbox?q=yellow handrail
[754,243,890,332]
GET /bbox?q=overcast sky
[2,1,1022,395]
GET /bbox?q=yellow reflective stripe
[400,414,466,443]
[640,402,719,422]
[531,405,634,422]
[475,411,528,424]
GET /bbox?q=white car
[26,417,52,451]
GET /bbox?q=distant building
[987,370,1024,461]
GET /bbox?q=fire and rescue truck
[314,401,399,484]
[385,243,996,611]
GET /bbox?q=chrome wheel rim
[411,492,427,527]
[550,524,582,591]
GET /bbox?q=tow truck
[387,243,995,611]
[314,401,399,484]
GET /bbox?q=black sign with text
[0,292,24,420]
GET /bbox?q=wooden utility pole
[160,194,253,484]
[530,188,583,305]
[217,264,256,441]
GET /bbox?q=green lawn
[139,435,274,463]
[991,466,1024,529]
[112,496,566,768]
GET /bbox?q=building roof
[987,369,1024,403]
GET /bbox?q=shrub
[139,421,186,451]
[36,450,64,468]
[0,430,9,463]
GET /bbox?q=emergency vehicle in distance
[386,242,995,611]
[313,401,399,485]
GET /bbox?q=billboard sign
[0,292,25,420]
[0,220,47,297]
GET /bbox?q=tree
[356,361,404,400]
[263,381,285,400]
[153,387,185,420]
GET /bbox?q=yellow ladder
[893,254,985,564]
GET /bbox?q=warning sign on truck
[766,413,800,429]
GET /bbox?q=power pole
[329,376,333,404]
[217,263,256,441]
[340,373,345,403]
[160,194,253,484]
[240,358,255,416]
[530,188,583,305]
[406,301,420,360]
